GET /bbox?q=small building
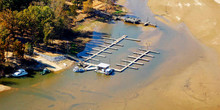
[96,63,114,75]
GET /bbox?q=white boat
[73,66,85,73]
[84,66,96,71]
[12,69,28,77]
[95,63,114,75]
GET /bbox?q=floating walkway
[115,49,159,72]
[83,35,141,62]
[79,35,159,73]
[84,35,128,62]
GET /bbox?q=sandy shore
[32,54,75,72]
[0,84,11,92]
[119,0,220,110]
[93,0,220,110]
[0,0,112,93]
[148,0,220,57]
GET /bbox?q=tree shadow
[0,81,17,86]
[35,30,109,56]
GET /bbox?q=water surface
[0,0,205,109]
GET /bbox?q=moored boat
[12,69,28,77]
[73,66,85,73]
[95,63,114,75]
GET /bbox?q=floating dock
[84,35,128,62]
[78,35,159,73]
[115,49,159,72]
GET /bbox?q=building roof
[97,63,110,68]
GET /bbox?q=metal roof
[97,63,110,68]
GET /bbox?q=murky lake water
[0,0,205,109]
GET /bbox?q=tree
[0,9,19,39]
[16,5,55,45]
[83,0,93,13]
[72,0,84,8]
[0,39,5,63]
[69,2,78,17]
[12,40,24,59]
[0,0,33,11]
[24,42,34,55]
[43,22,54,45]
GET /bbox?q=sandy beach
[0,85,11,92]
[0,0,112,93]
[1,0,219,109]
[149,0,220,57]
[113,0,220,109]
[91,0,220,110]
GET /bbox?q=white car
[12,69,28,77]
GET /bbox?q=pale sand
[117,0,220,109]
[148,0,220,58]
[0,84,11,92]
[32,55,74,72]
[214,0,220,4]
[95,0,220,109]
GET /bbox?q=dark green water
[0,0,204,109]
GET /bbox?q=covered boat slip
[78,35,160,73]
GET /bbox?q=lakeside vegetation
[0,0,124,77]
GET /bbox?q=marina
[0,0,215,109]
[76,35,159,73]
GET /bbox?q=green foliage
[0,9,19,39]
[16,5,55,44]
[72,0,85,7]
[12,40,24,58]
[24,42,34,55]
[69,3,78,18]
[43,22,54,45]
[69,43,78,54]
[0,39,5,63]
[83,0,93,13]
[112,10,125,16]
[0,0,33,11]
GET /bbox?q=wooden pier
[114,48,160,72]
[78,34,159,73]
[84,35,128,62]
[115,50,151,72]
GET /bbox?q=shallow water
[0,0,206,109]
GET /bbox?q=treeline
[0,0,70,63]
[0,0,117,63]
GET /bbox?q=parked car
[12,69,28,77]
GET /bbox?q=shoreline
[94,0,220,109]
[0,0,123,93]
[116,0,220,109]
[0,84,11,93]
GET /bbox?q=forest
[0,0,117,63]
[0,0,120,76]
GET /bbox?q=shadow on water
[77,31,111,60]
[69,103,96,110]
[0,1,202,110]
[80,90,113,98]
[48,104,55,108]
[0,81,17,86]
[55,90,76,99]
[20,90,56,101]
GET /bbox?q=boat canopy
[97,63,110,69]
[18,69,25,72]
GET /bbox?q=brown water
[0,0,207,110]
